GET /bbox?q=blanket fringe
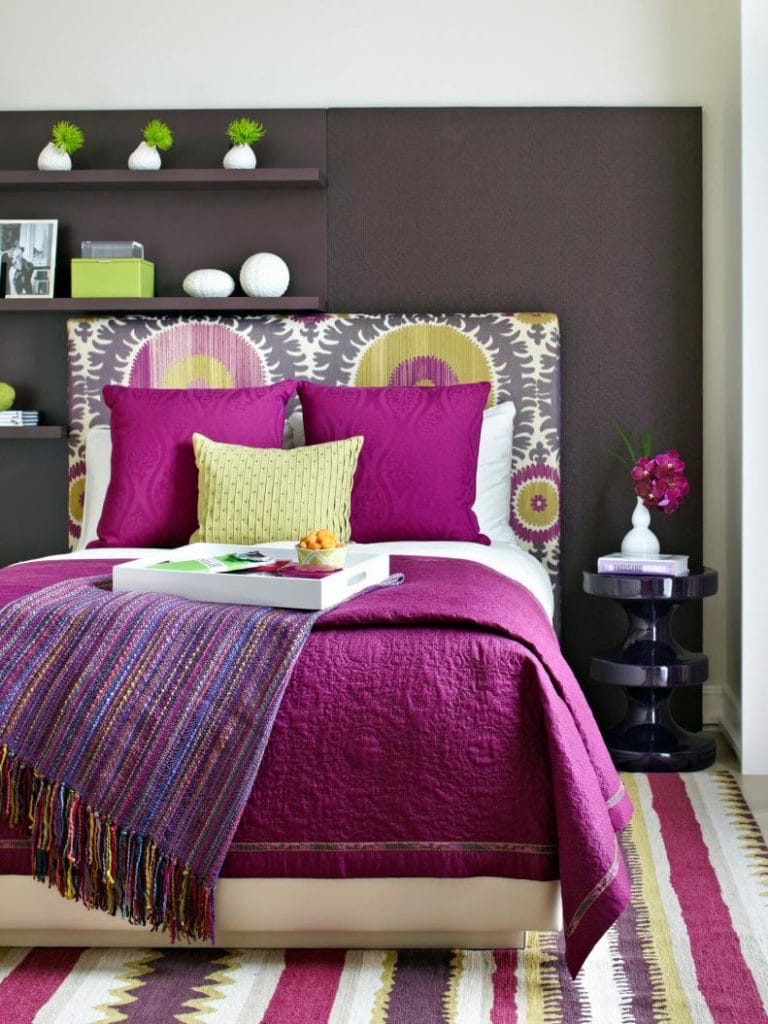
[0,744,214,942]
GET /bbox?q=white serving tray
[112,543,390,611]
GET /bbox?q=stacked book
[0,410,39,427]
[597,552,689,576]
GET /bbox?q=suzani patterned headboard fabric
[66,313,561,584]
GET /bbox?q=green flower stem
[141,120,173,151]
[50,120,84,155]
[226,118,266,146]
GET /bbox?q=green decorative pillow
[191,432,363,544]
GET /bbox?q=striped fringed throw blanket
[0,574,390,942]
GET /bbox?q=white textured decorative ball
[239,252,290,298]
[182,269,236,298]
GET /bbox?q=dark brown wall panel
[326,107,703,726]
[0,106,703,727]
[0,308,69,564]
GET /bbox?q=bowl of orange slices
[296,529,347,569]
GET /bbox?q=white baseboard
[703,683,723,726]
[703,683,742,757]
[719,684,742,758]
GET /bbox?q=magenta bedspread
[0,555,631,975]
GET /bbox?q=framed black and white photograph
[0,219,58,298]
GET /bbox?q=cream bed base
[0,876,562,949]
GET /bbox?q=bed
[0,313,630,976]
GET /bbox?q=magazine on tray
[144,549,342,578]
[146,550,281,574]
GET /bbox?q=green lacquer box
[71,258,155,298]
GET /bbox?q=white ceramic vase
[128,141,161,170]
[223,144,257,169]
[620,496,660,556]
[37,142,71,171]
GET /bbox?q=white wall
[3,0,742,742]
[2,1,736,111]
[741,0,768,773]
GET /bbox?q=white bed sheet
[37,541,554,620]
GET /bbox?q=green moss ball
[0,382,15,411]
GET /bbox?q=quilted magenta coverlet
[0,555,631,975]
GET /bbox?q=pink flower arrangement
[612,423,690,516]
[630,450,690,515]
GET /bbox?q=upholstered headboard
[66,313,561,583]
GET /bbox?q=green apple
[0,382,15,412]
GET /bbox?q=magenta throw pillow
[93,383,296,548]
[297,381,490,543]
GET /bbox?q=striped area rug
[0,771,765,1024]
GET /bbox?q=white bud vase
[621,496,660,556]
[37,142,71,171]
[223,144,257,169]
[128,141,161,170]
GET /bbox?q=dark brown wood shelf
[0,168,325,190]
[0,296,323,313]
[0,426,68,439]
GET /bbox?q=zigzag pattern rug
[0,771,765,1023]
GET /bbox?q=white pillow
[473,402,517,543]
[287,401,517,544]
[76,424,113,550]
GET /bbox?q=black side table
[582,568,718,772]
